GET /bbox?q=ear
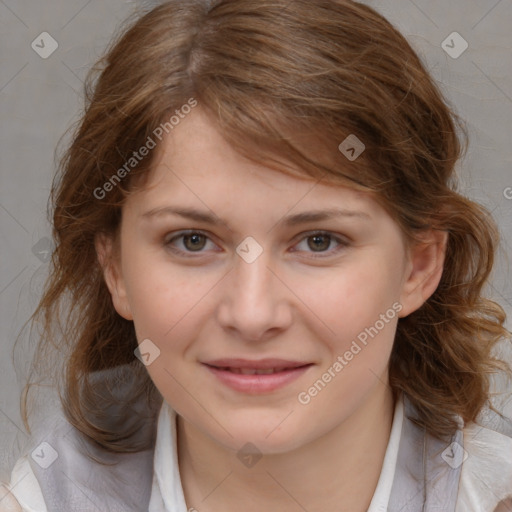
[95,233,133,321]
[398,229,448,318]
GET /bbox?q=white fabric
[456,421,512,511]
[367,392,404,511]
[5,456,47,512]
[5,392,512,511]
[147,396,189,511]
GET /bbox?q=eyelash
[163,230,349,259]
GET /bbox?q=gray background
[1,0,511,483]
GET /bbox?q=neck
[177,384,396,512]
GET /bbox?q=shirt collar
[150,393,404,512]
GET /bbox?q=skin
[0,485,22,512]
[97,107,447,512]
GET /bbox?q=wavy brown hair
[20,0,511,452]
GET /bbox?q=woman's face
[99,107,445,454]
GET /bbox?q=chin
[212,420,310,456]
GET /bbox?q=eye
[164,230,218,255]
[292,231,349,258]
[164,230,349,259]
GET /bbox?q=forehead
[130,108,380,218]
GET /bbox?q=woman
[2,0,512,510]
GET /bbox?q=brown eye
[307,234,331,252]
[292,231,349,259]
[164,230,216,255]
[182,233,207,251]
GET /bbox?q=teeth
[225,367,289,375]
[240,368,258,375]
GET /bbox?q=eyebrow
[140,206,371,227]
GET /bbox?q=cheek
[300,255,403,344]
[121,248,175,327]
[122,249,217,346]
[299,263,400,406]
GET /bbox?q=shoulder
[1,456,47,512]
[0,485,22,511]
[456,421,512,511]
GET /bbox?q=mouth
[209,366,302,375]
[202,359,314,393]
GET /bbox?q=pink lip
[203,358,310,370]
[202,359,313,394]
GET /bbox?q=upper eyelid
[165,229,348,251]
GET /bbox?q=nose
[216,248,293,342]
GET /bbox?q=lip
[203,358,311,370]
[202,358,314,394]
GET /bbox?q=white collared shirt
[6,392,512,511]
